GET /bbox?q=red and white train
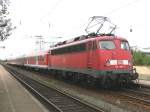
[7,16,138,87]
[7,34,138,87]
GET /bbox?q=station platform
[0,65,48,112]
[139,79,150,87]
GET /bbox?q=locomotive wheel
[103,78,112,88]
[72,73,79,83]
[111,80,119,88]
[66,72,73,80]
[55,70,62,80]
[50,70,55,76]
[86,76,96,87]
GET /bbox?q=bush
[133,50,150,65]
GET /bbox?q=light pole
[48,36,63,47]
[31,35,63,51]
[33,35,44,51]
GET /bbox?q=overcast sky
[0,0,150,59]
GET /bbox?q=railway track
[3,64,150,112]
[121,88,150,105]
[5,65,104,112]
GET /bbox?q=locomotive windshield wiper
[103,46,111,50]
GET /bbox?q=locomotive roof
[50,34,128,50]
[97,36,127,41]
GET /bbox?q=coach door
[35,56,38,65]
[47,52,51,67]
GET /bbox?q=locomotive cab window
[121,41,130,50]
[99,40,115,50]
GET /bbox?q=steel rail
[5,66,104,112]
[7,68,63,112]
[124,88,150,96]
[121,88,150,104]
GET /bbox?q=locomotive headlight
[106,60,117,66]
[122,60,128,65]
[106,60,129,66]
[110,60,118,65]
[117,60,129,65]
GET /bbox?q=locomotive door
[87,41,94,69]
[47,52,51,67]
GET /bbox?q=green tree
[0,0,13,41]
[133,50,150,65]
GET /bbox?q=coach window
[99,40,115,50]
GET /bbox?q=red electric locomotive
[48,34,138,87]
[46,16,138,87]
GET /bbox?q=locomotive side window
[99,40,115,50]
[121,41,130,50]
[51,43,86,55]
